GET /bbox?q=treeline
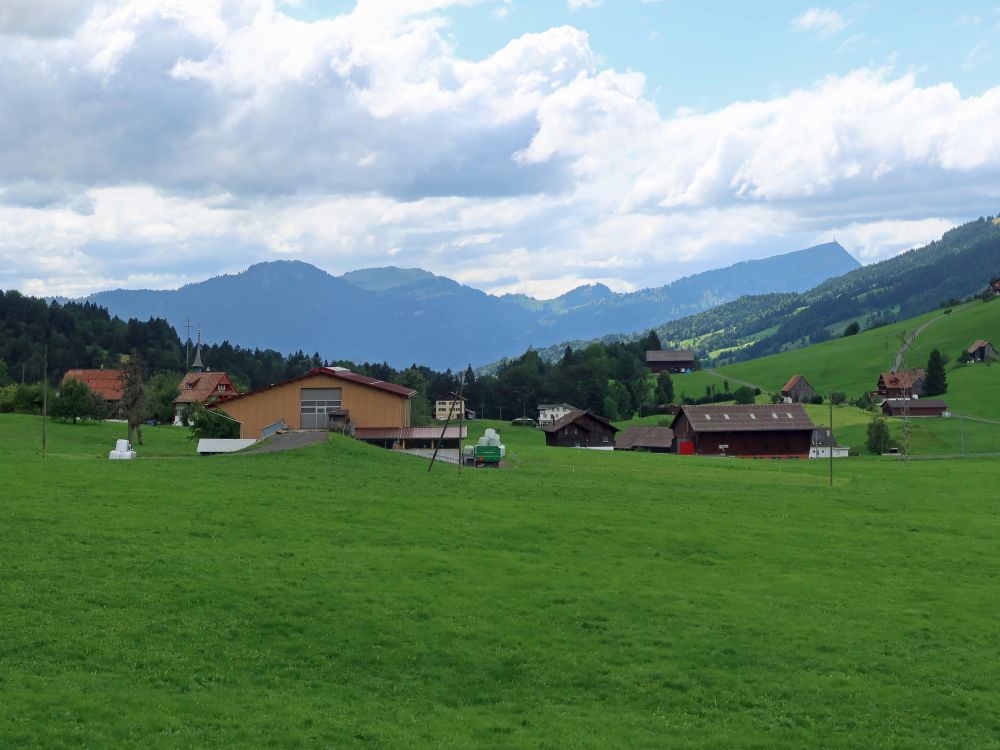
[2,289,685,425]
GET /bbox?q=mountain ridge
[77,241,860,369]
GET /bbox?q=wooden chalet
[615,426,674,453]
[967,340,997,362]
[60,369,124,404]
[876,369,925,399]
[540,410,619,450]
[645,350,696,374]
[991,277,1000,296]
[173,371,240,420]
[881,399,948,418]
[780,374,815,403]
[670,403,816,459]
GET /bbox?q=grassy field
[4,414,1000,747]
[711,298,1000,411]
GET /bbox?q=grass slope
[713,298,1000,416]
[4,415,1000,747]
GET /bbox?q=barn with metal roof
[670,403,816,458]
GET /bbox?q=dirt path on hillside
[891,315,944,371]
[704,368,763,392]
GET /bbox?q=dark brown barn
[615,426,674,452]
[991,277,1000,296]
[780,374,815,403]
[670,403,815,459]
[881,399,948,417]
[541,410,619,449]
[967,340,997,362]
[877,369,925,398]
[646,350,696,373]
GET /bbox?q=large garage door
[300,388,342,429]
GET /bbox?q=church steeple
[192,327,204,373]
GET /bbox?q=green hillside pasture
[716,298,1000,414]
[5,414,1000,748]
[2,415,197,460]
[717,307,944,397]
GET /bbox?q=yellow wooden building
[210,367,415,440]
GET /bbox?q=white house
[537,403,578,426]
[809,428,850,459]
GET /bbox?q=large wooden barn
[645,350,696,374]
[881,399,948,418]
[541,410,619,450]
[210,367,416,440]
[671,403,816,459]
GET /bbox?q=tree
[830,392,847,405]
[0,358,9,386]
[639,329,661,353]
[924,348,947,395]
[654,371,674,405]
[843,321,861,337]
[866,415,892,454]
[732,385,755,404]
[144,371,182,423]
[188,404,240,440]
[118,352,147,446]
[51,379,107,423]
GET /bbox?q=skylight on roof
[749,414,756,419]
[786,413,793,419]
[771,412,778,419]
[723,414,730,420]
[704,414,711,420]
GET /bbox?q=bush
[854,393,875,411]
[50,379,107,423]
[810,394,824,404]
[733,385,755,404]
[830,392,847,405]
[842,321,860,337]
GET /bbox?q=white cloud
[567,0,601,10]
[790,8,848,39]
[0,0,999,303]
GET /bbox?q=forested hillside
[529,215,1000,366]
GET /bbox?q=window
[218,384,226,391]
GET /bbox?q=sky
[1,0,999,300]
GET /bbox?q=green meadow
[4,414,1000,748]
[710,298,1000,411]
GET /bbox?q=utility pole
[828,398,833,487]
[961,415,965,455]
[42,345,48,459]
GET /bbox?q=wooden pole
[828,398,833,487]
[42,345,48,459]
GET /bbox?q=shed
[780,374,815,403]
[966,340,997,362]
[670,403,816,459]
[540,410,619,450]
[881,399,948,418]
[615,426,674,452]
